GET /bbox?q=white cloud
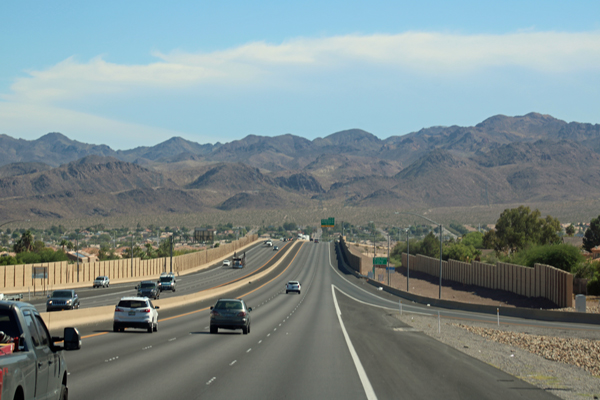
[4,31,600,105]
[0,102,206,149]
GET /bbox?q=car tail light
[142,309,151,313]
[211,311,220,317]
[115,307,123,312]
[237,311,246,317]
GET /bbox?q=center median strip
[41,241,303,333]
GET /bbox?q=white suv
[286,281,301,294]
[113,297,159,333]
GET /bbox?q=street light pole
[396,212,444,299]
[406,228,410,292]
[131,234,134,278]
[76,234,79,283]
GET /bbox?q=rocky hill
[2,112,600,220]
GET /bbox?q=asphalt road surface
[62,242,596,399]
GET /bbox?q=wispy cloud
[5,31,600,104]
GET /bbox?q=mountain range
[1,112,599,221]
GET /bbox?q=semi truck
[232,252,246,269]
[0,300,81,399]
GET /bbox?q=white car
[93,276,110,288]
[113,297,159,333]
[286,281,301,294]
[222,259,231,267]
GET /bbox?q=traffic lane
[334,287,560,400]
[195,242,367,400]
[61,241,304,337]
[31,241,284,311]
[65,243,311,399]
[329,242,600,332]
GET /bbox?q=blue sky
[1,1,600,149]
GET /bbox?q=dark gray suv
[46,289,80,311]
[136,281,160,300]
[210,298,252,334]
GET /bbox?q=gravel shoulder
[395,313,600,400]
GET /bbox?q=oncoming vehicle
[136,281,160,300]
[113,297,159,333]
[158,275,176,292]
[93,276,110,288]
[47,289,80,311]
[286,281,301,294]
[210,298,252,334]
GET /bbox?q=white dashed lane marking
[230,360,237,366]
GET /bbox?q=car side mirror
[155,306,160,310]
[210,306,213,310]
[64,327,81,350]
[47,294,51,299]
[135,286,138,289]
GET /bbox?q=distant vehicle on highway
[136,281,160,300]
[47,289,80,311]
[93,276,110,288]
[113,297,159,333]
[222,259,231,267]
[273,246,279,251]
[158,275,176,292]
[286,281,301,294]
[265,240,273,247]
[314,239,319,243]
[232,252,246,269]
[210,298,252,334]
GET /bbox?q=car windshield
[160,277,172,282]
[118,300,148,309]
[95,276,104,280]
[140,283,155,289]
[214,301,243,310]
[52,290,72,298]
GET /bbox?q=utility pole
[170,235,173,273]
[406,228,410,292]
[76,234,79,283]
[131,234,134,278]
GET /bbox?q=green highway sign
[321,217,335,227]
[373,257,388,266]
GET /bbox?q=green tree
[13,230,34,253]
[443,242,481,262]
[512,244,583,272]
[419,232,439,258]
[583,215,600,252]
[566,224,576,237]
[283,222,297,231]
[492,206,560,253]
[462,232,484,249]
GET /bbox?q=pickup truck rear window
[0,310,20,339]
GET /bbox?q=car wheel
[210,326,218,334]
[113,325,118,332]
[286,290,289,294]
[248,325,251,334]
[59,382,68,400]
[242,326,248,335]
[173,288,176,292]
[153,321,158,332]
[298,291,301,295]
[148,324,153,333]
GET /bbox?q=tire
[242,326,248,335]
[59,383,68,400]
[298,291,301,295]
[153,322,158,332]
[286,290,289,294]
[210,326,218,334]
[248,325,251,334]
[148,324,153,333]
[173,288,176,292]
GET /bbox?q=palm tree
[60,239,68,252]
[13,230,34,253]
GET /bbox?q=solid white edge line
[332,285,378,400]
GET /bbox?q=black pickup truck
[0,300,81,399]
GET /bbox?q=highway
[29,240,287,311]
[58,241,592,399]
